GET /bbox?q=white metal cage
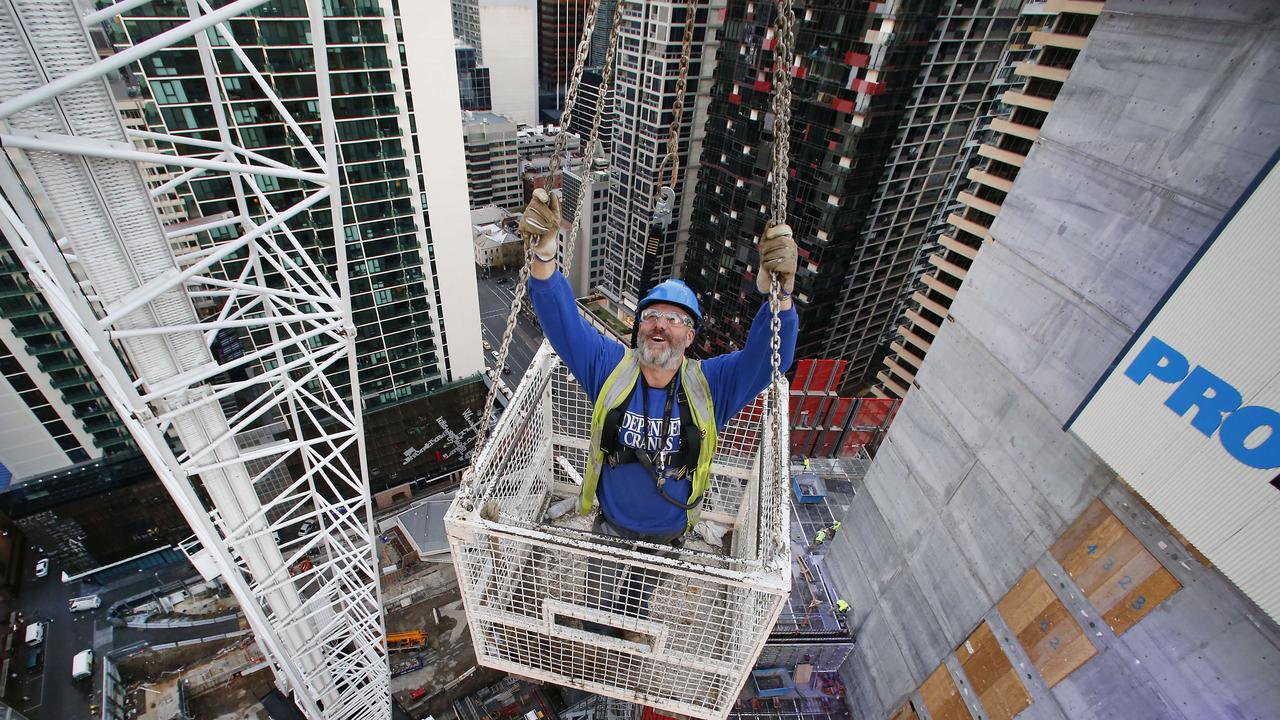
[447,342,791,720]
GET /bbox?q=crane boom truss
[0,1,388,717]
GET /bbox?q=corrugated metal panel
[1070,156,1280,622]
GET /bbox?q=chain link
[769,0,795,226]
[768,0,797,524]
[549,0,604,192]
[470,0,623,462]
[563,5,624,269]
[658,0,700,191]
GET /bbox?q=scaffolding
[0,1,386,718]
[447,342,792,720]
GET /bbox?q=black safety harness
[600,375,704,510]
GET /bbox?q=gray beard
[637,338,683,371]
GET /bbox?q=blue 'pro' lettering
[1120,336,1279,470]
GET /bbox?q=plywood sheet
[996,568,1097,687]
[919,663,972,720]
[954,622,1031,720]
[1104,564,1182,635]
[1050,500,1183,635]
[889,701,920,720]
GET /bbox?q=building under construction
[1,1,1278,720]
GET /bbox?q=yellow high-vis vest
[581,350,717,531]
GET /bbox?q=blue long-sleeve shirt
[528,271,798,536]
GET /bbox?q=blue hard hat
[637,279,701,328]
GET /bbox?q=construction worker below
[835,599,850,616]
[520,188,800,633]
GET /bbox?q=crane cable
[469,0,622,465]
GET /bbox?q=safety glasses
[639,309,694,328]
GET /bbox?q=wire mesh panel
[448,342,791,719]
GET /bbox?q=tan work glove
[518,188,561,261]
[757,222,798,294]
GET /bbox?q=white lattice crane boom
[0,1,388,717]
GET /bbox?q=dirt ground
[189,667,277,719]
[116,637,241,685]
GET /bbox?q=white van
[68,594,101,612]
[24,621,45,646]
[72,648,94,681]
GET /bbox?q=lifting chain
[656,0,700,192]
[768,0,797,557]
[469,0,623,464]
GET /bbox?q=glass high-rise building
[598,0,725,313]
[111,0,481,411]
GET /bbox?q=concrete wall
[828,2,1280,718]
[402,0,485,382]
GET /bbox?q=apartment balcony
[49,373,94,390]
[1000,90,1056,114]
[967,167,1015,192]
[990,117,1041,142]
[905,308,942,336]
[930,253,968,282]
[920,273,958,300]
[1014,61,1071,83]
[938,234,980,261]
[885,355,917,385]
[1045,0,1104,15]
[912,291,950,320]
[898,324,933,353]
[957,191,1004,217]
[890,342,923,369]
[948,212,993,242]
[877,370,910,398]
[37,356,82,374]
[978,142,1027,168]
[1030,30,1088,51]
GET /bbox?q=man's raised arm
[519,189,621,398]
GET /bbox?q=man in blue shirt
[520,189,798,636]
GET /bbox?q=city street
[13,554,99,720]
[12,556,207,720]
[476,270,544,385]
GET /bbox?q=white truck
[71,648,94,681]
[24,621,44,646]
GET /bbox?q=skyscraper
[822,3,1023,389]
[462,112,524,210]
[874,3,1094,399]
[0,235,132,479]
[455,42,493,112]
[111,0,482,412]
[598,0,725,313]
[684,1,944,363]
[538,0,590,121]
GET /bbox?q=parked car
[25,621,45,646]
[502,366,512,375]
[34,558,48,578]
[68,595,101,612]
[482,339,492,352]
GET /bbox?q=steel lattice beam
[0,1,388,717]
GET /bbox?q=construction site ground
[384,561,506,719]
